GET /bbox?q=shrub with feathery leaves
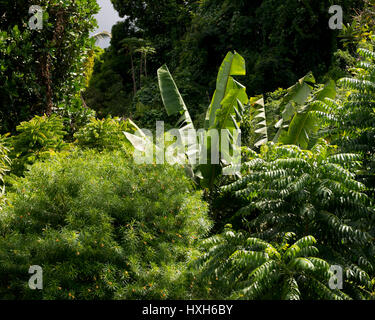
[73,117,133,151]
[8,114,68,176]
[193,226,351,300]
[219,141,375,299]
[335,45,375,195]
[0,150,211,299]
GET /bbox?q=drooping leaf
[157,64,198,165]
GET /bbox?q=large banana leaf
[127,52,248,190]
[198,86,247,187]
[157,65,190,119]
[198,53,248,187]
[273,72,316,142]
[279,80,336,149]
[280,72,316,121]
[205,51,246,129]
[315,79,336,101]
[124,119,183,165]
[123,119,157,156]
[157,64,199,164]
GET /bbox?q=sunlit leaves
[194,226,341,300]
[220,142,374,298]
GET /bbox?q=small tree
[136,44,156,80]
[221,142,374,299]
[0,0,99,132]
[119,37,148,96]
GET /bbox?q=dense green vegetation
[84,0,364,126]
[0,0,375,300]
[0,150,211,299]
[0,0,99,133]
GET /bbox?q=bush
[0,1,99,132]
[221,142,375,299]
[8,114,69,176]
[193,226,346,300]
[0,150,211,300]
[73,117,132,151]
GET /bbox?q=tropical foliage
[85,0,364,123]
[220,142,374,299]
[0,0,99,132]
[335,46,375,196]
[0,0,374,302]
[194,227,350,300]
[0,150,211,299]
[8,114,68,176]
[74,117,133,151]
[125,51,248,189]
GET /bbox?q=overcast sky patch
[91,0,124,48]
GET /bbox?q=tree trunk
[80,91,88,109]
[144,54,148,78]
[139,53,143,88]
[130,52,137,96]
[40,8,66,116]
[41,53,53,116]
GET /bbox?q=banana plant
[125,51,248,190]
[198,51,248,188]
[252,73,337,150]
[272,72,316,145]
[278,79,336,149]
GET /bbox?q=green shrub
[131,81,172,130]
[0,150,211,300]
[73,117,133,151]
[193,226,347,300]
[8,114,69,176]
[0,1,99,133]
[335,46,375,196]
[56,98,97,141]
[221,142,375,299]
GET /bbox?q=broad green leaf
[123,132,150,153]
[157,64,198,166]
[281,72,315,122]
[316,80,336,101]
[289,257,315,271]
[272,72,315,143]
[157,64,189,117]
[205,51,246,129]
[279,80,336,148]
